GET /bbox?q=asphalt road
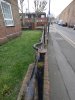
[48,24,75,100]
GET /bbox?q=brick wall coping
[17,63,34,100]
[43,52,50,100]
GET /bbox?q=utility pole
[49,0,50,15]
[28,0,29,12]
[48,0,50,33]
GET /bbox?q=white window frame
[1,0,14,26]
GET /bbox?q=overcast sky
[18,0,73,17]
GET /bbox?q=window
[1,1,14,26]
[41,15,45,18]
[31,15,33,18]
[25,15,28,18]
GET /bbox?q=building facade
[20,12,48,29]
[0,0,21,44]
[59,0,75,27]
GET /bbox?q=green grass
[0,30,42,100]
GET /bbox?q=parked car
[62,22,67,27]
[73,25,75,30]
[58,20,63,25]
[58,20,67,27]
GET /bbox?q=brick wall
[59,0,75,27]
[21,18,48,29]
[0,0,21,44]
[36,18,48,27]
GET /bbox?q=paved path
[48,25,75,100]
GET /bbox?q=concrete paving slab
[48,32,70,100]
[48,25,75,100]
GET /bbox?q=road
[48,24,75,100]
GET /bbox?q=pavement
[48,25,75,100]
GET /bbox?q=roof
[19,12,46,16]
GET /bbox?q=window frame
[1,0,14,26]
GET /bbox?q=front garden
[0,30,42,100]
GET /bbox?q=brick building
[20,12,48,29]
[0,0,21,44]
[59,0,75,27]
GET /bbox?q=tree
[34,0,47,13]
[20,0,24,13]
[19,0,24,26]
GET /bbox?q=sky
[18,0,73,17]
[50,0,73,17]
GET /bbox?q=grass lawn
[0,30,42,100]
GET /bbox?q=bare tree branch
[34,0,47,13]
